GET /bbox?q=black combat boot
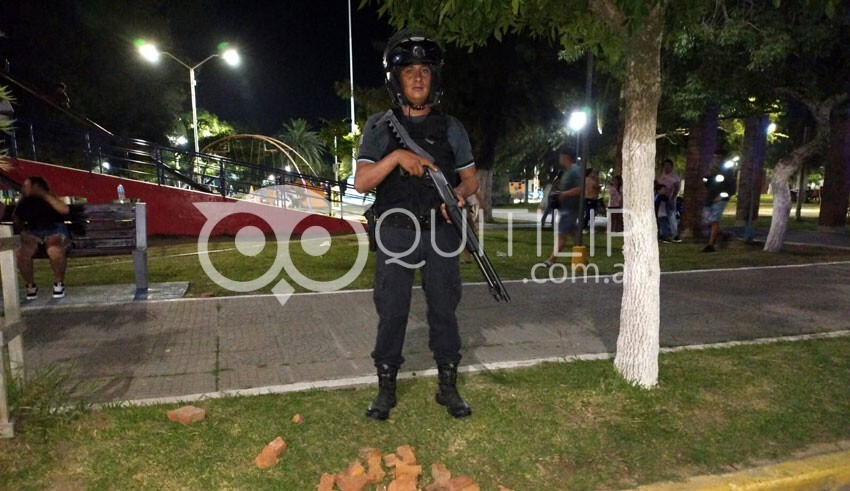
[435,363,472,418]
[365,364,398,421]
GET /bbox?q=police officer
[354,30,478,420]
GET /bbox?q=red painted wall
[1,158,363,237]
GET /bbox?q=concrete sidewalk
[15,261,850,404]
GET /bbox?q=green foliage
[276,118,328,174]
[318,118,361,180]
[6,364,92,436]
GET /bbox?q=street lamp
[136,39,240,153]
[568,110,589,246]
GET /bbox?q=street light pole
[137,41,239,154]
[189,67,199,153]
[347,0,358,175]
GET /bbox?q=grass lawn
[29,223,850,298]
[2,336,848,490]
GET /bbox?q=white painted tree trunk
[765,92,848,251]
[609,5,664,388]
[764,162,796,252]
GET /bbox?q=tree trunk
[765,92,847,251]
[818,104,850,231]
[613,87,625,176]
[477,168,494,223]
[681,105,718,238]
[764,138,825,251]
[591,0,664,388]
[736,115,769,225]
[764,161,796,251]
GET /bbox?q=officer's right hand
[395,149,435,178]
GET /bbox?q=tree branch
[588,0,628,40]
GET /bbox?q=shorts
[23,224,71,244]
[702,201,727,225]
[558,208,579,234]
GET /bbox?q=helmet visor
[386,38,443,68]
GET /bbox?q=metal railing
[4,117,374,219]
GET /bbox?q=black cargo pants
[371,218,463,368]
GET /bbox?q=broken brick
[292,413,304,424]
[396,444,417,465]
[317,473,335,491]
[497,486,514,491]
[431,463,451,484]
[255,437,287,469]
[166,405,205,425]
[362,448,385,483]
[384,453,399,468]
[388,475,418,491]
[335,460,370,491]
[335,473,370,491]
[446,476,479,491]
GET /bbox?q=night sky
[164,1,394,133]
[1,1,395,135]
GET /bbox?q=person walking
[354,30,478,420]
[543,145,583,267]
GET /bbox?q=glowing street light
[567,109,591,246]
[568,110,589,132]
[136,39,240,153]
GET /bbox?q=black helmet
[383,29,444,107]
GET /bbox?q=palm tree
[276,118,327,173]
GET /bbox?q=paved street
[16,261,850,404]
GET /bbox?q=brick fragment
[317,473,335,491]
[446,475,479,491]
[255,437,287,469]
[384,453,399,468]
[396,444,417,465]
[431,463,451,484]
[335,460,370,491]
[388,475,418,491]
[166,405,205,425]
[292,413,304,424]
[362,448,385,483]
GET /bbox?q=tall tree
[818,102,850,230]
[277,118,328,174]
[366,0,716,387]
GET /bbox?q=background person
[701,153,736,252]
[583,168,601,230]
[354,30,478,421]
[657,159,682,242]
[543,145,582,268]
[608,175,623,233]
[13,176,71,299]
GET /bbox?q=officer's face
[400,64,432,106]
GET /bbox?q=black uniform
[358,108,475,369]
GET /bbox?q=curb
[633,448,850,490]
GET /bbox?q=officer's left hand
[440,195,466,223]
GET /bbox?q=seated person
[13,176,70,299]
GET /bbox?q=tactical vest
[373,108,457,218]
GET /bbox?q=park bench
[2,201,148,292]
[0,202,147,437]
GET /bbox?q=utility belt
[378,211,433,230]
[364,207,442,251]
